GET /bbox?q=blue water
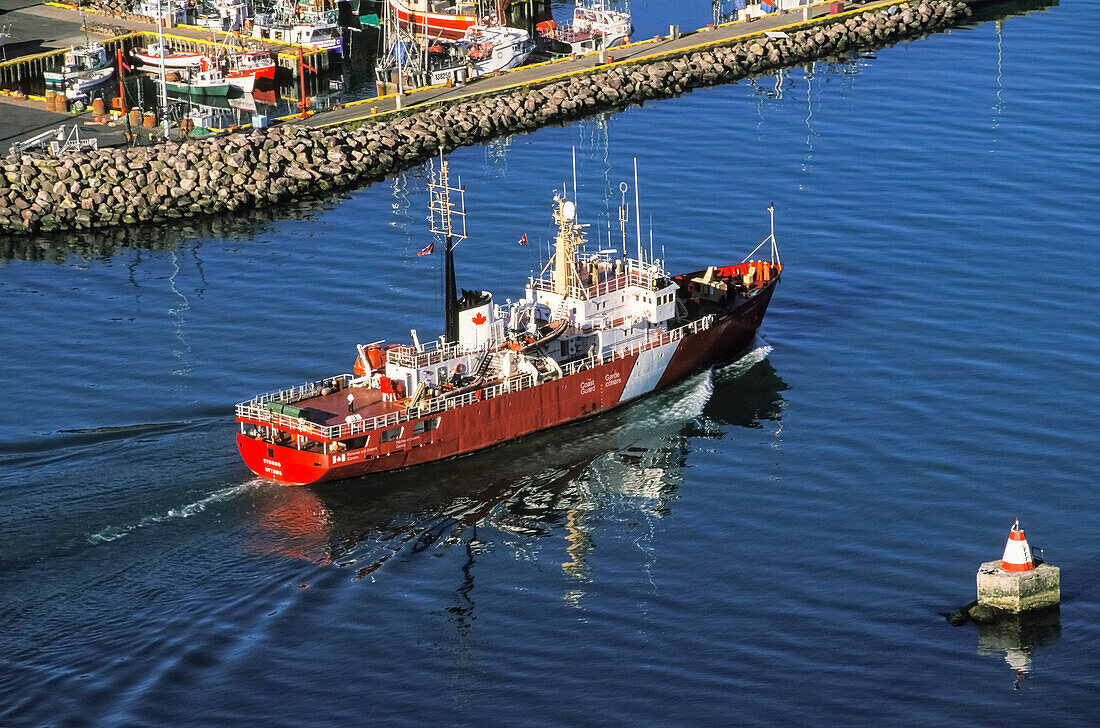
[2,1,1099,725]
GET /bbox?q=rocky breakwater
[0,0,971,235]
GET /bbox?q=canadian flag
[417,242,434,257]
[518,233,528,246]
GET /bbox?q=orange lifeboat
[352,344,387,376]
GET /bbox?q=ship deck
[299,385,407,428]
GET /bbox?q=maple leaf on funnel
[472,312,487,325]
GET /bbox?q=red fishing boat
[235,160,783,485]
[388,0,543,40]
[224,49,276,92]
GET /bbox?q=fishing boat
[130,42,208,71]
[387,0,484,40]
[224,49,276,92]
[412,24,533,86]
[536,0,632,55]
[155,62,233,96]
[251,0,342,54]
[377,9,532,91]
[44,42,116,98]
[235,159,783,485]
[459,24,534,74]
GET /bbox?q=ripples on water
[2,1,1099,725]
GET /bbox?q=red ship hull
[237,280,777,485]
[389,0,477,40]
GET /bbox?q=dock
[307,1,890,130]
[0,0,985,235]
[0,2,328,91]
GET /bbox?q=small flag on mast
[518,233,528,246]
[417,242,434,257]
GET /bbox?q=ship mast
[429,158,467,343]
[552,194,584,295]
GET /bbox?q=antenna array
[428,159,467,242]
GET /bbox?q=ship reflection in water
[247,351,787,605]
[977,608,1062,690]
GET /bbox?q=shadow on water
[0,196,349,264]
[246,350,787,579]
[967,0,1059,23]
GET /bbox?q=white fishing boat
[251,1,342,54]
[131,42,208,71]
[194,0,253,31]
[459,24,534,75]
[380,19,533,90]
[536,0,632,54]
[44,42,116,99]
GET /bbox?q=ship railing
[529,262,667,300]
[419,372,537,414]
[386,324,504,369]
[605,314,716,362]
[238,373,540,442]
[559,354,601,377]
[244,375,352,408]
[236,402,330,439]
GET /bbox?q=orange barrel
[91,97,106,116]
[55,95,68,113]
[143,112,156,128]
[44,91,57,112]
[762,262,771,282]
[129,107,142,127]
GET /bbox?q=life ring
[455,362,466,374]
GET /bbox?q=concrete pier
[977,561,1060,613]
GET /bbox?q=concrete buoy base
[977,561,1060,613]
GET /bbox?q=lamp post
[158,0,170,140]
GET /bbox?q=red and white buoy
[1000,518,1034,572]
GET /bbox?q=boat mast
[769,202,781,266]
[158,0,169,140]
[633,158,642,263]
[429,158,467,343]
[552,193,584,295]
[618,181,628,260]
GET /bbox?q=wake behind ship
[235,160,783,485]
